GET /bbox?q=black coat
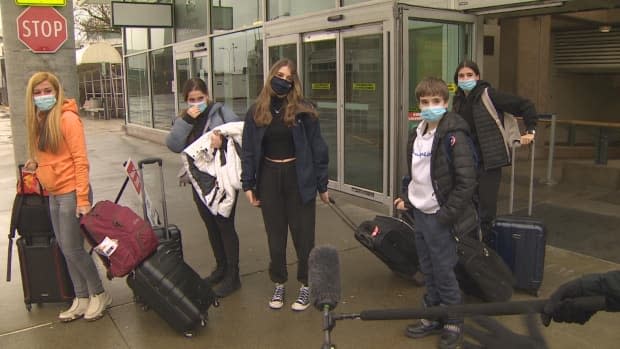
[453,80,537,170]
[402,112,479,236]
[240,103,329,204]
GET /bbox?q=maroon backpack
[80,200,158,278]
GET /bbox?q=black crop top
[263,114,295,159]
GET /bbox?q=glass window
[408,20,467,116]
[150,47,175,130]
[268,0,334,20]
[175,57,190,114]
[342,0,369,5]
[269,43,297,67]
[125,28,148,55]
[211,0,262,32]
[175,0,209,42]
[212,28,264,116]
[150,28,173,49]
[126,54,151,127]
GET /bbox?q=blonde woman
[24,72,110,322]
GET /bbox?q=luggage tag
[94,236,119,257]
[371,225,380,238]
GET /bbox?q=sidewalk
[0,117,618,349]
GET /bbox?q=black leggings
[192,188,240,271]
[258,160,316,285]
[477,167,502,243]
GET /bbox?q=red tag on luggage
[17,169,48,196]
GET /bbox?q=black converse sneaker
[269,284,285,309]
[291,285,310,311]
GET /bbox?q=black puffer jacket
[402,112,478,237]
[453,80,537,170]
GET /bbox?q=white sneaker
[291,285,311,311]
[84,292,112,321]
[269,284,285,309]
[59,297,89,322]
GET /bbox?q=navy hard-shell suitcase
[126,245,217,337]
[491,141,546,296]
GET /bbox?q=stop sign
[17,7,68,54]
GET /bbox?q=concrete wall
[499,16,551,114]
[482,22,501,87]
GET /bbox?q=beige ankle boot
[84,292,112,321]
[59,297,89,322]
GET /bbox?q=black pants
[192,188,240,272]
[259,160,316,285]
[477,167,502,244]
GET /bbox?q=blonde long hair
[254,59,317,127]
[26,72,65,158]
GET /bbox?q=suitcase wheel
[183,331,194,338]
[141,304,150,311]
[200,319,206,327]
[25,303,32,312]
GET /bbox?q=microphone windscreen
[308,245,341,311]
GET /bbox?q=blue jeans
[49,191,104,298]
[412,208,461,311]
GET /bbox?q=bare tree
[74,3,120,42]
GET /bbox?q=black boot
[203,264,226,286]
[213,267,241,297]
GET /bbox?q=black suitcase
[126,244,217,337]
[16,236,74,310]
[328,198,420,280]
[491,141,546,296]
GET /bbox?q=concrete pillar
[499,16,551,113]
[0,0,78,166]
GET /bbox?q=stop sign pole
[16,6,68,53]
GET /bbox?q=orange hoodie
[35,99,90,207]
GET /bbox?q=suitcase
[138,158,183,259]
[16,236,74,311]
[491,141,546,296]
[126,243,218,337]
[329,198,420,281]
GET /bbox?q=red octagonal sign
[17,7,68,54]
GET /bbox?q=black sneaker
[405,318,443,338]
[439,324,463,349]
[291,285,310,311]
[269,284,285,309]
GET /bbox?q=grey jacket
[166,102,240,153]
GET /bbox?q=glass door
[303,25,386,199]
[174,52,190,115]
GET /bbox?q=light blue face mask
[458,79,477,91]
[34,94,57,111]
[188,101,207,113]
[420,106,446,122]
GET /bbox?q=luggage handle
[328,197,358,232]
[137,157,170,239]
[6,235,13,282]
[509,140,535,216]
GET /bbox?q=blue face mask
[34,94,57,111]
[420,106,446,122]
[458,79,477,91]
[188,101,207,113]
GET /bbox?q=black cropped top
[263,114,295,159]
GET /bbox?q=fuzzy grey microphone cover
[308,245,341,310]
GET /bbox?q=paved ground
[0,116,619,349]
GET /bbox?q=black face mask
[271,76,293,96]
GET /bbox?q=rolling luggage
[6,165,74,310]
[137,158,183,259]
[329,198,420,281]
[16,236,74,310]
[491,141,546,296]
[126,157,217,337]
[126,245,217,337]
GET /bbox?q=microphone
[308,245,341,311]
[308,245,341,349]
